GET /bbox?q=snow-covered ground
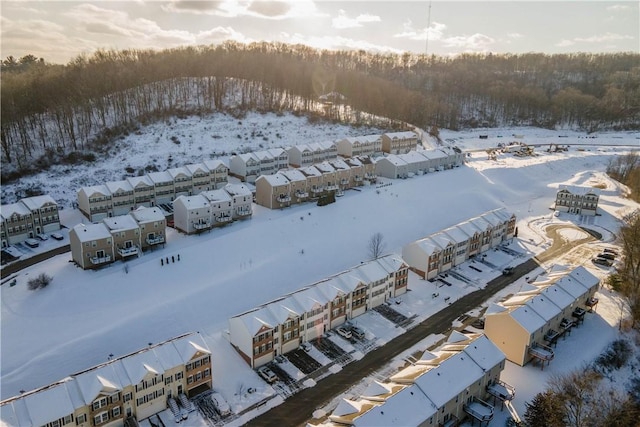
[1,115,639,426]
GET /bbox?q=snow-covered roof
[102,215,139,232]
[131,207,165,223]
[203,159,228,171]
[126,175,153,188]
[74,364,125,405]
[71,223,111,242]
[375,254,407,274]
[398,151,428,164]
[342,134,381,144]
[419,149,448,160]
[443,225,471,243]
[105,180,133,194]
[167,166,192,179]
[237,152,259,163]
[540,284,575,310]
[147,171,173,184]
[352,384,436,426]
[78,184,111,198]
[509,305,547,334]
[19,195,58,210]
[360,381,404,401]
[314,162,336,174]
[329,399,382,424]
[201,190,231,203]
[525,294,562,322]
[458,334,506,372]
[174,194,210,210]
[224,183,252,197]
[411,237,443,256]
[343,157,363,167]
[185,163,210,175]
[568,266,599,289]
[430,231,455,248]
[21,382,78,427]
[0,202,32,218]
[267,147,287,157]
[554,275,589,299]
[329,158,350,170]
[299,166,322,177]
[233,305,279,336]
[383,131,417,139]
[558,184,599,196]
[352,260,389,284]
[280,169,307,183]
[256,173,290,187]
[379,155,407,167]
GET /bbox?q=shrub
[27,273,52,290]
[594,339,632,373]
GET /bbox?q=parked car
[350,326,366,340]
[301,342,312,352]
[502,267,514,276]
[36,233,49,241]
[257,366,277,383]
[336,326,352,340]
[51,232,64,241]
[210,392,231,416]
[597,252,616,260]
[24,238,40,248]
[603,248,619,256]
[592,257,613,267]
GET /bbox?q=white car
[336,326,352,340]
[36,233,49,241]
[210,392,231,416]
[24,238,40,248]
[51,232,64,241]
[257,366,278,383]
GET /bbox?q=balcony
[586,297,599,308]
[340,178,349,185]
[90,254,112,265]
[572,307,586,323]
[193,221,211,230]
[146,235,165,245]
[325,184,338,191]
[215,215,232,223]
[117,246,139,257]
[487,380,516,402]
[560,317,574,331]
[464,397,494,423]
[277,195,291,203]
[529,343,554,361]
[311,187,324,195]
[236,209,252,217]
[543,329,560,346]
[295,191,309,199]
[354,176,363,182]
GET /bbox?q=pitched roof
[130,207,165,223]
[19,195,58,210]
[71,223,111,242]
[174,194,210,210]
[102,215,139,232]
[105,180,133,194]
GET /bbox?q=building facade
[381,131,418,154]
[1,195,61,247]
[554,185,599,216]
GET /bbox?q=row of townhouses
[1,195,61,248]
[375,147,464,179]
[485,265,600,367]
[77,160,230,222]
[172,183,253,234]
[402,208,517,280]
[0,332,212,427]
[70,207,166,269]
[229,254,409,368]
[254,157,376,209]
[318,332,513,427]
[554,184,599,216]
[231,131,420,182]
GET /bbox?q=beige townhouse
[342,157,365,187]
[229,153,261,183]
[484,265,599,367]
[20,195,61,236]
[554,185,599,216]
[337,135,382,158]
[70,223,115,269]
[355,156,377,183]
[381,131,418,154]
[229,254,409,368]
[173,195,212,234]
[130,207,166,251]
[0,332,212,427]
[168,167,193,198]
[402,208,516,279]
[280,169,309,205]
[1,202,34,246]
[255,173,292,209]
[223,183,253,219]
[314,162,339,193]
[147,171,175,205]
[328,158,353,192]
[201,189,234,226]
[105,180,135,217]
[185,163,212,193]
[299,166,325,199]
[78,185,112,222]
[103,215,141,260]
[321,332,511,427]
[287,144,316,168]
[126,176,155,208]
[202,160,229,190]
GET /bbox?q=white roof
[314,162,336,174]
[233,305,279,336]
[343,157,363,167]
[300,166,322,177]
[126,175,153,188]
[131,207,165,223]
[558,184,599,196]
[22,382,77,427]
[147,171,173,184]
[375,254,406,274]
[398,151,428,164]
[443,225,471,243]
[410,237,442,256]
[185,163,210,175]
[540,284,575,311]
[1,202,32,218]
[280,169,307,183]
[509,305,547,333]
[384,131,417,139]
[379,155,407,167]
[267,147,287,157]
[79,184,111,198]
[19,195,58,210]
[102,215,139,232]
[167,167,192,179]
[74,364,125,405]
[343,134,381,144]
[71,223,111,242]
[200,190,231,203]
[203,159,228,171]
[554,275,589,299]
[224,183,252,197]
[174,194,210,210]
[568,266,599,289]
[419,149,448,160]
[257,173,290,187]
[352,260,389,284]
[105,180,133,194]
[525,294,562,322]
[353,384,436,426]
[291,286,326,312]
[459,334,505,371]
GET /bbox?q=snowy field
[1,115,639,425]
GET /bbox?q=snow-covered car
[210,392,231,416]
[350,326,365,340]
[257,366,277,383]
[336,326,352,340]
[301,342,312,352]
[51,233,64,241]
[24,238,40,248]
[36,233,49,241]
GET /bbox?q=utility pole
[426,1,432,55]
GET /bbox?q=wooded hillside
[2,43,639,179]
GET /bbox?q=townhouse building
[299,166,325,199]
[321,332,512,427]
[103,215,141,260]
[554,185,599,216]
[314,162,340,194]
[228,254,409,368]
[0,333,212,427]
[375,148,463,180]
[70,223,115,270]
[342,157,365,187]
[255,173,292,209]
[173,194,213,234]
[402,208,516,279]
[280,169,309,205]
[223,183,253,220]
[337,135,382,158]
[201,189,234,225]
[484,265,599,367]
[287,142,338,168]
[1,195,61,247]
[78,162,229,223]
[130,207,166,251]
[381,131,418,154]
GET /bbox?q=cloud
[507,33,523,39]
[394,19,446,41]
[556,39,575,47]
[442,33,496,51]
[278,32,402,54]
[332,10,381,30]
[196,26,253,45]
[162,0,323,19]
[556,32,633,48]
[606,4,630,11]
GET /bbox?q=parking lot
[313,336,352,364]
[373,303,412,327]
[284,348,323,375]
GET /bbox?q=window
[204,368,210,378]
[123,392,132,402]
[93,412,109,425]
[76,414,86,425]
[175,372,183,380]
[187,376,193,384]
[112,407,121,417]
[165,376,173,385]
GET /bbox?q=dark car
[603,248,619,256]
[592,257,613,267]
[598,253,615,260]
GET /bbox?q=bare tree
[615,212,640,328]
[368,232,386,260]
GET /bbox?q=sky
[1,1,638,65]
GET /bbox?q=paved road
[248,228,596,427]
[1,245,71,280]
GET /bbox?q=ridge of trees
[2,43,639,180]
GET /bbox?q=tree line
[2,44,639,179]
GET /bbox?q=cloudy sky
[1,1,638,64]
